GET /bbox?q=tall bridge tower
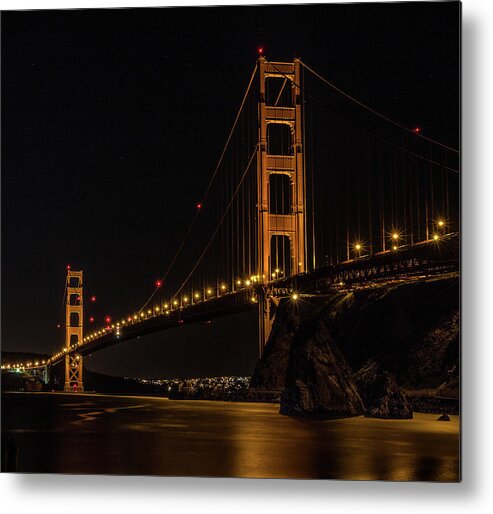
[257,58,306,355]
[64,269,84,392]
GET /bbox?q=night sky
[1,2,460,378]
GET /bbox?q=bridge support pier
[64,269,84,392]
[258,292,279,357]
[64,354,84,392]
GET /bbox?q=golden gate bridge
[1,55,460,391]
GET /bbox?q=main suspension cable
[139,63,258,312]
[299,59,459,154]
[172,145,258,300]
[263,57,459,174]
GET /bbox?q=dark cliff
[249,276,459,417]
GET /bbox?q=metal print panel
[1,1,461,481]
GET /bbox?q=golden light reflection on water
[3,394,459,480]
[230,405,459,481]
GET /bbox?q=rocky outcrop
[354,361,413,419]
[279,311,364,417]
[250,276,459,417]
[247,301,294,401]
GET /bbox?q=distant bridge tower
[64,269,84,392]
[257,58,306,355]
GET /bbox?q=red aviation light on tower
[258,47,264,56]
[90,295,96,302]
[89,316,95,323]
[105,315,111,324]
[66,264,71,270]
[196,202,202,210]
[155,280,163,288]
[412,126,421,134]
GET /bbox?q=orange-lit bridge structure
[1,57,460,391]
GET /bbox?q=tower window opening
[265,77,293,107]
[269,174,292,214]
[267,123,293,156]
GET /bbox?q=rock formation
[354,360,413,419]
[248,276,459,418]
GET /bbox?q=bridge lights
[245,279,251,286]
[140,312,145,318]
[392,233,399,240]
[220,284,226,291]
[436,219,446,231]
[292,293,299,301]
[206,288,212,296]
[236,279,242,286]
[194,293,200,299]
[183,296,189,304]
[173,300,178,306]
[393,245,398,251]
[433,234,440,241]
[353,242,365,258]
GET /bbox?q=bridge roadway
[3,233,459,370]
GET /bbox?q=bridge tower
[64,269,84,392]
[257,58,306,355]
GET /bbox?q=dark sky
[1,2,460,378]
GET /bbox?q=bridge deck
[1,233,459,371]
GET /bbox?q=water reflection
[2,393,459,481]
